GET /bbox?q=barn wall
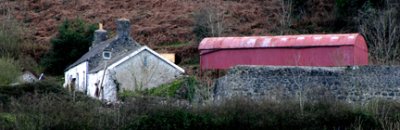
[64,62,88,92]
[200,46,355,70]
[354,36,369,65]
[112,50,182,91]
[354,46,369,65]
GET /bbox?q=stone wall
[213,66,400,103]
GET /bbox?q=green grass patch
[0,113,16,123]
[118,90,142,101]
[145,76,197,101]
[118,76,198,102]
[146,79,182,97]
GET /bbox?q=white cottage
[64,18,185,101]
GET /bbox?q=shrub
[0,81,66,104]
[2,89,400,130]
[118,90,140,101]
[41,18,96,75]
[334,0,385,31]
[119,77,198,102]
[145,77,197,101]
[0,57,20,86]
[0,113,16,130]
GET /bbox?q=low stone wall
[213,65,400,103]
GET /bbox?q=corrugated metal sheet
[199,33,363,50]
[199,33,368,70]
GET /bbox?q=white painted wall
[87,72,101,97]
[64,62,88,93]
[112,50,183,91]
[87,70,117,102]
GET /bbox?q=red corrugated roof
[199,33,365,50]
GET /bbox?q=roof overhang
[91,46,185,73]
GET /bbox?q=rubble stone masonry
[213,65,400,103]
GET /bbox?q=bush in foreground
[1,82,400,130]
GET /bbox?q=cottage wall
[87,70,117,102]
[111,50,182,91]
[64,62,88,92]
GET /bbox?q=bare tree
[193,3,225,41]
[267,0,294,35]
[357,0,400,64]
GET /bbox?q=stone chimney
[116,18,131,38]
[92,23,107,48]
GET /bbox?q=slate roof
[66,34,141,72]
[90,46,185,73]
[89,44,138,73]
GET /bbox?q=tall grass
[0,57,21,86]
[1,82,400,130]
[0,17,25,58]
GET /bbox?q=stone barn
[64,18,185,101]
[199,33,368,70]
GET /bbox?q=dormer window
[103,50,112,60]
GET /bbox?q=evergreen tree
[41,18,96,75]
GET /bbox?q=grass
[145,76,196,101]
[1,78,400,130]
[0,57,21,86]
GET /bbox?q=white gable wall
[111,49,183,91]
[64,61,88,93]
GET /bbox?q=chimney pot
[92,23,108,48]
[116,18,131,38]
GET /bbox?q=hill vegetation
[0,0,399,129]
[0,0,399,76]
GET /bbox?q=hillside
[1,0,399,76]
[0,0,341,63]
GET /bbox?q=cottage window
[143,56,148,67]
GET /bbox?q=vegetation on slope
[0,1,399,129]
[41,18,96,75]
[1,0,399,76]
